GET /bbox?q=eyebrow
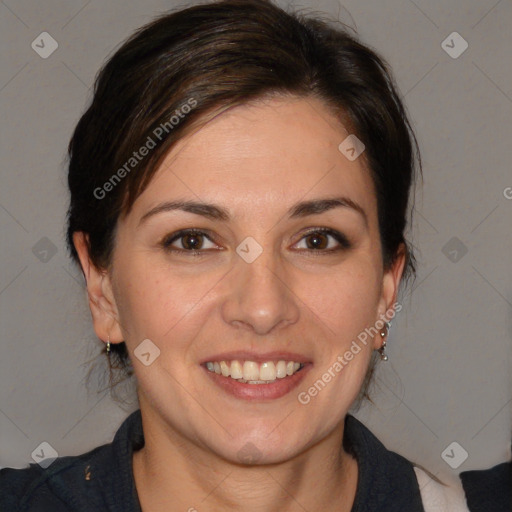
[138,196,368,228]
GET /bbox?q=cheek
[303,263,381,339]
[296,268,379,414]
[113,257,192,341]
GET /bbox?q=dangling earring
[378,321,391,361]
[106,335,111,356]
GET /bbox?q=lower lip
[202,364,312,401]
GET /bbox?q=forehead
[131,96,376,223]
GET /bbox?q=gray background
[1,0,511,486]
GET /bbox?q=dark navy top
[459,461,512,512]
[0,409,427,511]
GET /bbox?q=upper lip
[200,351,312,365]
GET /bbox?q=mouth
[205,359,305,383]
[200,353,312,401]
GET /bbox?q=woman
[0,1,471,510]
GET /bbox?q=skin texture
[74,95,405,511]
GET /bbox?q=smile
[202,359,312,401]
[205,360,305,384]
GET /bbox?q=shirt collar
[112,409,424,512]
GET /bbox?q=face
[75,95,404,464]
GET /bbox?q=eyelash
[160,228,352,257]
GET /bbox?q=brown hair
[66,0,422,405]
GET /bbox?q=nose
[221,247,300,336]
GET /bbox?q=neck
[132,407,358,512]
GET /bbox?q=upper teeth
[205,360,304,382]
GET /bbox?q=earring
[106,335,111,355]
[378,321,391,361]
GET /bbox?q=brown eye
[161,229,217,253]
[295,228,351,252]
[305,232,329,250]
[180,233,204,250]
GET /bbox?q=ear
[73,232,124,344]
[374,243,407,349]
